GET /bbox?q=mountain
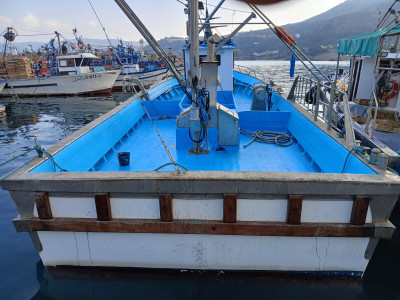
[5,0,396,61]
[233,0,395,60]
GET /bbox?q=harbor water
[1,61,399,299]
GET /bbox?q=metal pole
[55,31,62,55]
[314,80,321,121]
[249,4,331,83]
[328,53,341,130]
[198,0,225,33]
[215,13,256,53]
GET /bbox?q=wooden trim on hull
[22,217,375,237]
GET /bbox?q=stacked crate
[0,58,35,79]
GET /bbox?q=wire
[87,0,115,48]
[175,0,187,6]
[18,33,54,37]
[207,2,251,14]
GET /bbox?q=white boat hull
[26,193,375,275]
[1,70,121,96]
[38,232,369,273]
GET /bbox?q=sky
[0,0,346,45]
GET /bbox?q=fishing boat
[1,53,120,96]
[335,27,400,162]
[1,0,400,277]
[0,28,120,97]
[101,42,182,91]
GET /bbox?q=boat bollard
[369,148,380,164]
[377,153,389,170]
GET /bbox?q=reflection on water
[31,260,365,300]
[0,62,399,300]
[27,239,400,300]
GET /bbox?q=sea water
[1,61,399,300]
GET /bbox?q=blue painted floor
[94,118,321,173]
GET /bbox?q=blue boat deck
[30,74,376,175]
[92,118,321,172]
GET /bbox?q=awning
[337,26,400,56]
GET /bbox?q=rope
[341,146,399,175]
[154,162,189,172]
[197,89,209,126]
[0,144,68,172]
[130,83,182,174]
[0,148,35,167]
[240,128,295,148]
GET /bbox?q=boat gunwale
[2,75,400,193]
[2,170,400,196]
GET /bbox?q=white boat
[1,0,400,278]
[1,53,120,96]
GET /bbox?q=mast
[55,31,62,55]
[188,0,202,153]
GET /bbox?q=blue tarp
[337,26,400,56]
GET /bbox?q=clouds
[21,12,39,29]
[0,11,74,42]
[0,0,346,44]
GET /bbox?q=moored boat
[98,42,183,91]
[2,0,400,277]
[1,53,120,96]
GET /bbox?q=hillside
[234,0,394,60]
[7,0,397,61]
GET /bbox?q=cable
[207,2,251,14]
[18,33,54,37]
[240,128,295,148]
[175,0,187,6]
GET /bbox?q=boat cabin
[56,53,97,76]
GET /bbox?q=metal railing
[288,75,355,146]
[365,90,379,138]
[234,64,267,83]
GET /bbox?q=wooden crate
[354,98,386,107]
[0,58,35,79]
[372,109,400,133]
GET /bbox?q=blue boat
[96,42,181,91]
[1,0,400,277]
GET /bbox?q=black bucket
[118,152,130,166]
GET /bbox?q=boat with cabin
[1,0,400,277]
[1,53,120,96]
[0,28,120,97]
